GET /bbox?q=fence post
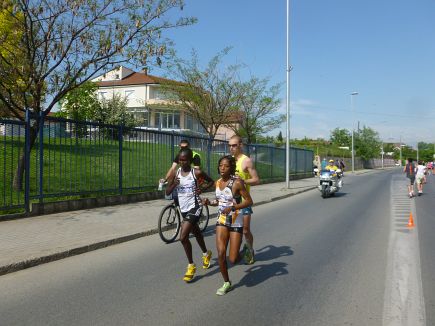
[270,147,273,178]
[171,131,175,160]
[24,109,31,214]
[118,124,123,195]
[38,111,44,204]
[207,136,212,176]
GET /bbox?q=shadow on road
[235,261,289,288]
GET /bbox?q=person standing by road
[203,155,253,295]
[403,158,416,198]
[165,147,214,282]
[228,135,259,264]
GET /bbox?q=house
[92,66,235,140]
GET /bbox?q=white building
[92,66,235,140]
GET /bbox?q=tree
[354,126,382,160]
[0,0,195,190]
[230,77,284,144]
[277,131,283,143]
[160,48,241,139]
[0,0,27,117]
[330,128,351,147]
[92,94,135,127]
[57,82,100,122]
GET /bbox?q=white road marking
[383,176,426,326]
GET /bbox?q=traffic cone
[407,212,415,228]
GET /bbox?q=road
[0,169,433,326]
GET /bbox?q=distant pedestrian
[403,158,416,198]
[415,161,427,195]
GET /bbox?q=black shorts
[216,223,243,234]
[181,206,202,224]
[408,176,415,185]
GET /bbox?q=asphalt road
[0,169,433,326]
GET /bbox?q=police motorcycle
[313,168,343,198]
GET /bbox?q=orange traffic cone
[407,213,415,228]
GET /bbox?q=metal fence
[0,112,314,215]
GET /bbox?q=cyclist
[165,147,214,283]
[228,135,259,265]
[203,155,253,295]
[161,139,201,184]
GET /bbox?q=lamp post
[381,142,384,169]
[285,0,291,189]
[350,92,358,173]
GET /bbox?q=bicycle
[157,183,210,243]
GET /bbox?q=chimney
[142,67,148,75]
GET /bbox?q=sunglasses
[228,144,239,148]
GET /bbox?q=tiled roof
[97,72,174,87]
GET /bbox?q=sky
[155,0,435,147]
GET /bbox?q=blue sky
[157,0,435,147]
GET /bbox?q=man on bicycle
[161,139,201,184]
[165,147,214,282]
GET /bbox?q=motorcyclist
[324,159,338,172]
[325,159,343,188]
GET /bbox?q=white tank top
[176,168,200,213]
[215,177,243,228]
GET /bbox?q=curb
[0,185,318,276]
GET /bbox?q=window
[155,111,180,129]
[184,114,205,133]
[149,87,165,100]
[125,90,134,100]
[98,92,107,100]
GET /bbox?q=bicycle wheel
[198,205,210,233]
[158,203,181,243]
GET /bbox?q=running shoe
[216,281,232,296]
[183,264,196,282]
[202,250,212,269]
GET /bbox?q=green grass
[1,136,298,214]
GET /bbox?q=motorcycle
[314,169,343,198]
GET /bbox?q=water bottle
[158,179,166,191]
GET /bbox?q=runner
[228,135,259,264]
[403,158,416,198]
[415,160,427,196]
[165,148,214,282]
[203,155,253,295]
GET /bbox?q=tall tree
[0,0,195,189]
[354,126,382,160]
[160,47,241,139]
[231,77,284,144]
[330,128,351,147]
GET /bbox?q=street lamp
[285,0,291,189]
[350,92,358,173]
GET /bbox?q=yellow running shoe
[202,250,212,269]
[183,264,196,282]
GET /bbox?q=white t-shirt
[416,164,426,176]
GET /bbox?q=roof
[97,72,175,87]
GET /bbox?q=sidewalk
[0,177,321,276]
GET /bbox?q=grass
[1,136,293,214]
